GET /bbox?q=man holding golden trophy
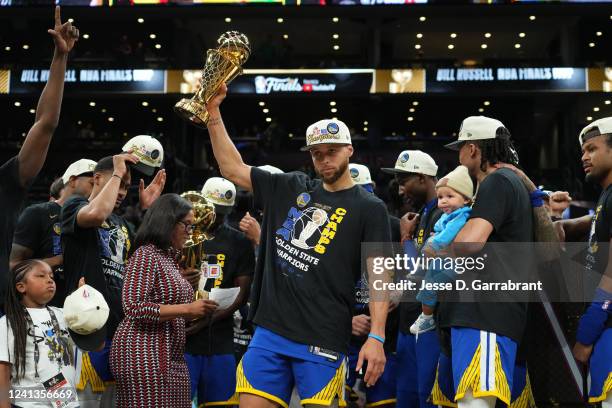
[174,29,390,408]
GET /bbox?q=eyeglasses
[177,221,195,233]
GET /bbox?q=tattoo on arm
[208,117,222,127]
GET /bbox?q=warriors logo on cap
[301,119,352,151]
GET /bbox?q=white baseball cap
[63,284,109,351]
[202,177,236,214]
[579,117,612,146]
[382,150,438,177]
[258,165,284,174]
[445,116,510,151]
[62,159,97,184]
[349,164,372,185]
[122,135,164,176]
[301,119,352,151]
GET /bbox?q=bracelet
[529,189,547,208]
[368,333,385,344]
[112,174,122,180]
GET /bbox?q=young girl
[0,260,79,408]
[410,165,474,335]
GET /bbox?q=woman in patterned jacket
[110,194,218,408]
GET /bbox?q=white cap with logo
[444,116,510,151]
[202,177,236,215]
[349,163,372,185]
[258,165,284,174]
[579,117,612,146]
[122,135,164,176]
[382,150,438,177]
[301,119,352,151]
[63,284,109,351]
[62,159,97,184]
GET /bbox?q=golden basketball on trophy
[179,191,216,300]
[174,31,251,128]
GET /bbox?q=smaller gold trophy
[180,191,216,300]
[174,31,251,128]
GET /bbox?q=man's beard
[585,167,606,184]
[317,159,349,184]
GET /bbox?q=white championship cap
[579,117,612,146]
[62,159,97,184]
[381,150,438,177]
[349,163,373,185]
[122,135,164,176]
[444,116,510,151]
[258,165,284,174]
[63,284,109,351]
[301,119,352,151]
[202,177,236,214]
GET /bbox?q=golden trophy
[174,31,251,128]
[180,191,216,300]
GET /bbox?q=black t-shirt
[60,196,134,337]
[0,157,27,304]
[437,168,533,343]
[586,184,612,329]
[13,201,65,307]
[248,167,392,354]
[399,199,443,335]
[186,223,255,355]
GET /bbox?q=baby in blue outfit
[410,165,474,335]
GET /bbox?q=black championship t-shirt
[249,167,392,354]
[61,196,134,337]
[186,223,255,355]
[437,168,533,343]
[0,157,27,304]
[399,199,443,335]
[585,184,612,329]
[13,201,65,307]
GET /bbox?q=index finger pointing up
[54,6,61,26]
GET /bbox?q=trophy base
[194,290,209,300]
[174,99,210,129]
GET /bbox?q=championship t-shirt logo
[290,207,329,250]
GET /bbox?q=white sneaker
[409,313,436,335]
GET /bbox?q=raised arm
[76,153,137,228]
[18,6,79,187]
[204,84,252,191]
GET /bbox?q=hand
[572,341,593,365]
[351,314,371,337]
[180,267,201,289]
[205,83,228,112]
[112,152,139,179]
[400,212,420,242]
[185,316,210,335]
[239,212,261,246]
[46,254,63,269]
[356,337,386,387]
[493,162,537,192]
[549,191,571,217]
[139,169,166,210]
[48,6,79,55]
[185,299,218,320]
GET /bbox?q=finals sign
[427,67,586,92]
